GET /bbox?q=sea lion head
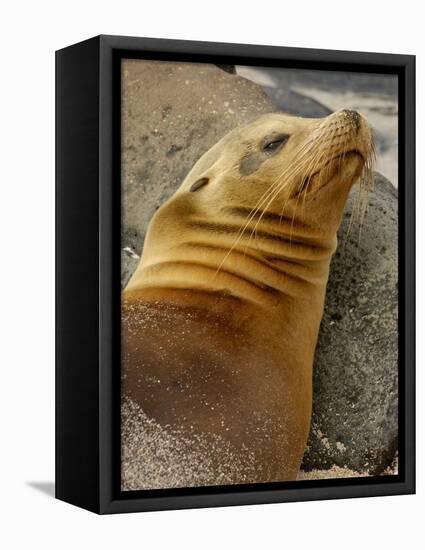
[126,110,374,304]
[183,109,374,234]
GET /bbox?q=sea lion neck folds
[126,110,373,307]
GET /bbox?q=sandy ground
[297,467,368,480]
[122,399,398,490]
[298,458,398,481]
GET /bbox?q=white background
[0,1,422,548]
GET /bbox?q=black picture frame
[56,34,415,514]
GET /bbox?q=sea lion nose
[341,109,361,131]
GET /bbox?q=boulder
[302,173,398,474]
[261,86,331,118]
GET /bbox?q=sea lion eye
[263,134,290,152]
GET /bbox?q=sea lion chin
[121,109,375,490]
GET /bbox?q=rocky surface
[302,173,398,474]
[121,60,398,476]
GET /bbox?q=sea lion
[121,109,374,489]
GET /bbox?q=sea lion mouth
[295,150,365,197]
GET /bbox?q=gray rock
[236,66,398,97]
[262,86,332,118]
[302,173,398,474]
[121,60,398,474]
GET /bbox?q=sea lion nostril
[341,109,361,131]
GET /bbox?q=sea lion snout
[317,109,372,167]
[326,108,366,135]
[341,109,361,131]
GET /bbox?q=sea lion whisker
[342,135,375,251]
[249,158,311,246]
[257,139,320,225]
[219,177,288,265]
[295,121,335,195]
[278,150,321,225]
[290,126,335,221]
[247,120,342,248]
[301,132,333,194]
[216,139,316,272]
[300,146,326,206]
[250,138,315,219]
[357,150,375,246]
[277,130,333,230]
[237,167,303,260]
[292,141,334,240]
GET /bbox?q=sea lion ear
[190,177,209,192]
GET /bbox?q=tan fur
[122,110,374,487]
